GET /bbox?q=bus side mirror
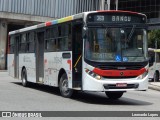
[83,27,88,39]
[149,62,153,67]
[83,34,87,39]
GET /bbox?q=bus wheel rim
[62,79,69,94]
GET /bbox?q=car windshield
[85,27,147,62]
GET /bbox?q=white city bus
[148,48,160,81]
[8,10,148,99]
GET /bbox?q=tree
[148,30,160,48]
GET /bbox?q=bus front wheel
[105,91,124,99]
[59,73,73,98]
[21,69,28,87]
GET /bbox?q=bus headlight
[138,71,148,79]
[85,69,102,80]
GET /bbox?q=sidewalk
[0,70,7,72]
[149,82,160,91]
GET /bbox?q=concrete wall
[0,20,7,69]
[0,0,107,70]
[0,11,55,23]
[0,0,102,18]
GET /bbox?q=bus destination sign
[87,13,146,23]
[112,16,131,22]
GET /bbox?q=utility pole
[100,0,105,10]
[154,39,157,82]
[107,0,111,10]
[116,0,118,10]
[100,0,119,10]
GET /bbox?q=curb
[148,84,160,91]
[0,70,7,71]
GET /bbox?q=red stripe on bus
[67,60,72,70]
[45,22,52,26]
[93,68,146,77]
[97,10,139,15]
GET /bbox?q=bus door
[14,35,20,78]
[72,21,83,88]
[36,31,45,83]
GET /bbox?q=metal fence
[0,0,101,18]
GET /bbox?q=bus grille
[103,76,137,79]
[104,84,139,89]
[96,65,144,70]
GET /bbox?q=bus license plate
[116,83,127,87]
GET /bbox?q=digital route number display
[87,13,146,23]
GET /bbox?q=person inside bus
[94,29,112,53]
[96,28,104,52]
[105,32,112,52]
[85,38,91,59]
[121,33,128,49]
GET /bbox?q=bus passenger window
[47,39,56,51]
[19,34,27,53]
[46,28,51,39]
[57,38,63,50]
[28,32,35,52]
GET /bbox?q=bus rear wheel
[105,92,124,99]
[21,69,28,87]
[59,73,73,98]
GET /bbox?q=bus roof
[9,10,146,36]
[154,49,160,52]
[148,48,160,52]
[97,10,145,16]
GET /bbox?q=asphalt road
[0,72,160,120]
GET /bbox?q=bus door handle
[62,53,71,59]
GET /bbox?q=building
[118,0,160,30]
[2,0,158,70]
[0,0,105,70]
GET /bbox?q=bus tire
[105,91,124,99]
[154,71,159,82]
[59,73,73,98]
[21,69,28,87]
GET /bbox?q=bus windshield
[85,27,147,62]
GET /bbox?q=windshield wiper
[127,25,136,41]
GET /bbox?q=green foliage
[148,30,160,48]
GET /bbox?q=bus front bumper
[82,74,149,92]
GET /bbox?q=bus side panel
[44,52,57,86]
[57,52,72,88]
[19,53,36,83]
[8,54,15,77]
